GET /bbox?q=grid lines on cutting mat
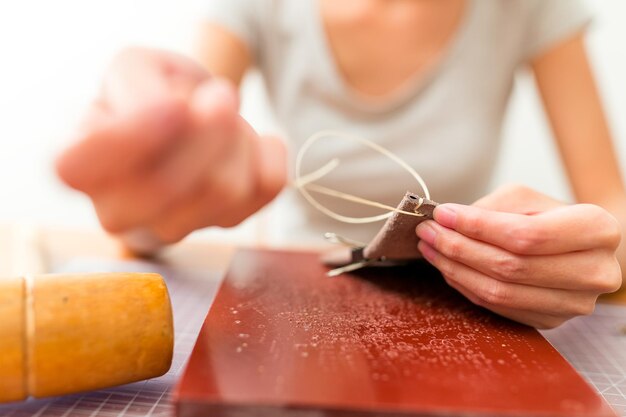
[543,304,626,416]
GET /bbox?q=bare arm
[194,22,253,87]
[531,33,626,282]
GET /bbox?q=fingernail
[418,240,437,262]
[434,204,459,228]
[416,222,437,245]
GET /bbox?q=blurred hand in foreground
[57,48,287,254]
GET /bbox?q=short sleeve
[521,0,593,61]
[198,0,265,61]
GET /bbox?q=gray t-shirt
[203,0,591,244]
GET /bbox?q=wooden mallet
[0,272,173,403]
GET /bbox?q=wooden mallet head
[0,272,173,402]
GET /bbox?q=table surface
[0,226,625,417]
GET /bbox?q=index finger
[433,203,620,255]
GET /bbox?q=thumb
[472,184,563,214]
[254,133,288,201]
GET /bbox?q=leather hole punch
[321,192,438,276]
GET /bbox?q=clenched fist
[57,48,287,254]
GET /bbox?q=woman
[57,0,624,328]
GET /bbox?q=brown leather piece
[174,249,616,417]
[363,192,437,261]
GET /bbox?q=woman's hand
[56,48,287,254]
[416,185,622,328]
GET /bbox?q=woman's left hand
[416,185,623,328]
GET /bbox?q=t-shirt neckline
[308,0,478,114]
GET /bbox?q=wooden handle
[0,272,173,403]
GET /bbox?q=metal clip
[323,232,366,248]
[324,233,372,277]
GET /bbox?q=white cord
[294,130,430,224]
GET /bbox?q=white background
[0,1,624,243]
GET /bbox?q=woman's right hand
[56,47,287,254]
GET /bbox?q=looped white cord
[294,130,431,224]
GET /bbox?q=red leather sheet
[174,249,616,417]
